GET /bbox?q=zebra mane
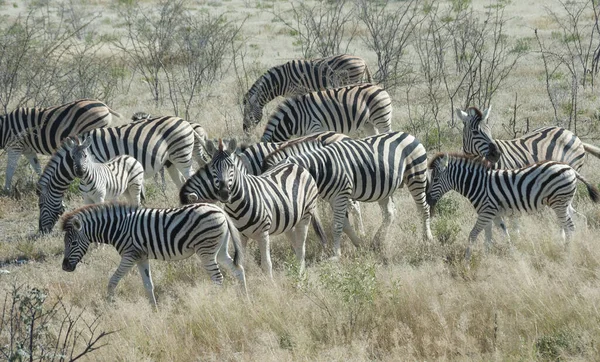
[261,135,324,172]
[428,152,492,169]
[61,202,139,231]
[39,136,78,179]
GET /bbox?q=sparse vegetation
[1,0,600,360]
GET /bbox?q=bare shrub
[0,284,113,361]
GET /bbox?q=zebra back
[0,99,117,154]
[243,54,370,132]
[261,83,392,142]
[459,106,586,170]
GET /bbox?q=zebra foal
[61,203,248,307]
[261,83,392,142]
[426,153,600,261]
[69,137,145,205]
[243,54,371,133]
[180,138,327,279]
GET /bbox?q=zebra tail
[226,215,244,268]
[583,143,600,159]
[364,64,373,83]
[140,183,146,204]
[576,172,600,203]
[193,130,210,165]
[108,107,123,120]
[310,212,328,249]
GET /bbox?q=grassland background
[1,0,600,360]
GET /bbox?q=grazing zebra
[0,99,120,191]
[243,54,371,133]
[238,132,365,235]
[61,203,247,307]
[426,153,600,261]
[179,139,327,279]
[261,83,392,142]
[459,106,600,169]
[262,131,433,258]
[69,137,145,205]
[37,116,199,234]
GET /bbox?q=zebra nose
[219,189,229,201]
[62,258,75,272]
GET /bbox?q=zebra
[237,132,365,235]
[262,131,433,258]
[426,153,600,261]
[129,112,210,188]
[459,106,600,169]
[37,116,202,234]
[61,202,248,307]
[179,138,327,279]
[260,83,392,143]
[0,99,120,191]
[69,137,145,205]
[243,54,371,133]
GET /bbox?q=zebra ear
[482,106,491,123]
[71,216,82,231]
[81,137,92,149]
[205,140,217,156]
[440,154,449,169]
[456,108,469,124]
[228,138,237,152]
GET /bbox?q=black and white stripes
[260,83,392,142]
[426,153,600,260]
[61,203,247,306]
[0,99,119,191]
[243,54,371,133]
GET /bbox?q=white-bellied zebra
[262,131,433,258]
[426,153,600,261]
[0,99,120,191]
[260,83,392,143]
[238,132,365,235]
[179,139,327,279]
[69,137,145,205]
[37,116,202,234]
[243,54,371,133]
[459,106,600,169]
[61,202,247,307]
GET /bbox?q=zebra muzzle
[62,258,76,272]
[486,143,501,163]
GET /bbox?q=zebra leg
[466,214,492,262]
[484,224,493,253]
[136,259,157,308]
[373,197,396,252]
[257,232,274,280]
[342,216,362,248]
[406,179,433,242]
[493,216,510,241]
[4,147,22,192]
[348,200,365,236]
[568,203,588,228]
[554,205,575,246]
[331,196,353,259]
[107,257,136,304]
[166,163,192,188]
[24,151,42,186]
[285,218,309,276]
[215,234,248,296]
[196,249,224,286]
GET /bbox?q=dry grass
[1,0,600,360]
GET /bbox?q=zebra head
[242,95,263,134]
[70,137,93,178]
[131,112,152,122]
[61,214,89,272]
[457,106,502,163]
[426,153,453,211]
[205,138,237,203]
[38,187,67,234]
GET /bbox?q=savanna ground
[1,0,600,360]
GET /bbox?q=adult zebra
[426,153,600,261]
[37,116,201,234]
[70,137,145,205]
[262,131,433,258]
[61,202,248,307]
[0,99,120,191]
[179,139,327,279]
[260,83,392,142]
[243,54,371,133]
[459,106,600,169]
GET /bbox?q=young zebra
[426,153,600,261]
[262,131,433,258]
[260,83,392,142]
[37,116,199,234]
[459,106,600,169]
[61,203,247,307]
[179,139,327,279]
[0,99,120,191]
[237,132,365,235]
[69,137,145,205]
[243,54,371,133]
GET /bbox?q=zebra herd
[2,54,600,306]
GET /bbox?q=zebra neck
[449,161,489,205]
[86,209,133,246]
